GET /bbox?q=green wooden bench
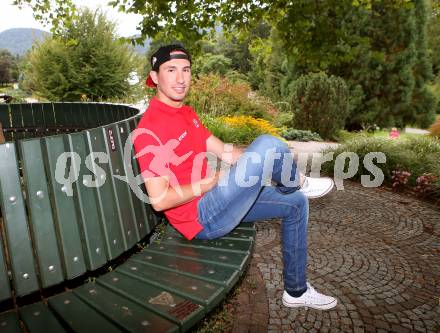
[0,102,255,332]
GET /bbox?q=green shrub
[281,128,322,142]
[287,72,349,140]
[272,112,293,129]
[187,74,274,119]
[192,53,232,76]
[322,135,440,198]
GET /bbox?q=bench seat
[0,223,255,332]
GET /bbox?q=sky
[0,0,143,37]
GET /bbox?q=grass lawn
[0,84,14,93]
[338,129,427,142]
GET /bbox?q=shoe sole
[282,299,337,310]
[304,181,335,199]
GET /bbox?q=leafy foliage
[287,72,349,140]
[13,0,77,35]
[193,53,232,76]
[0,50,14,85]
[428,0,440,75]
[322,134,440,198]
[16,0,437,130]
[186,73,274,119]
[22,8,140,101]
[281,129,323,142]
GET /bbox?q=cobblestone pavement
[232,181,440,333]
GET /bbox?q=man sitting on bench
[134,44,337,310]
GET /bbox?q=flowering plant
[222,115,281,138]
[414,173,438,195]
[391,170,411,189]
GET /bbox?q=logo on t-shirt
[178,131,187,142]
[192,119,200,128]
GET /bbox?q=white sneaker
[299,177,334,199]
[282,283,337,310]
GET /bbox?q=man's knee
[252,134,288,152]
[288,191,309,216]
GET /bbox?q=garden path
[230,144,440,333]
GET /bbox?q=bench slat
[126,118,158,234]
[70,103,87,128]
[68,133,108,270]
[146,243,251,271]
[87,103,100,128]
[117,121,150,238]
[81,103,91,128]
[48,291,122,332]
[0,143,39,296]
[164,235,254,253]
[97,270,204,331]
[166,222,256,237]
[101,104,112,125]
[0,230,11,302]
[41,103,56,133]
[31,104,44,130]
[117,262,224,312]
[43,136,86,279]
[0,311,23,333]
[10,105,24,140]
[103,125,139,247]
[0,104,11,128]
[130,251,239,289]
[74,282,179,333]
[85,128,126,259]
[113,104,121,120]
[53,103,66,127]
[19,302,66,332]
[109,104,118,122]
[19,139,64,288]
[64,103,76,128]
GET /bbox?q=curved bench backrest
[0,103,137,141]
[0,103,160,304]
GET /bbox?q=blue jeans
[196,135,308,296]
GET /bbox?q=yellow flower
[222,115,281,137]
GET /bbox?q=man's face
[150,51,191,107]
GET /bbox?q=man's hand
[206,135,243,165]
[144,169,224,212]
[194,168,224,196]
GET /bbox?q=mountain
[0,28,50,56]
[130,36,151,55]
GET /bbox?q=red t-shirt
[133,97,212,240]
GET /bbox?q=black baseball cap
[146,44,192,87]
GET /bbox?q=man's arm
[206,135,243,165]
[144,135,242,212]
[144,173,220,212]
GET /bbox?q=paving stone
[229,181,440,333]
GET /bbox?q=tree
[22,8,139,101]
[0,50,14,85]
[193,53,232,76]
[288,72,349,139]
[343,1,435,128]
[428,0,440,75]
[406,0,436,128]
[17,0,435,128]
